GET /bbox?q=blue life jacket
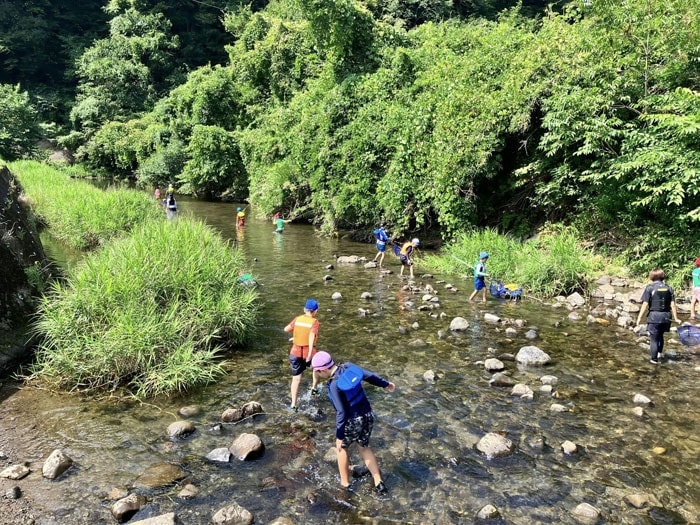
[373,228,388,246]
[336,364,365,407]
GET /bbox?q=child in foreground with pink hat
[311,351,395,494]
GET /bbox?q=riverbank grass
[10,160,162,250]
[29,218,258,398]
[423,225,603,297]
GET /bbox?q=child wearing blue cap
[469,252,490,303]
[284,298,320,411]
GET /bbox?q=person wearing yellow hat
[283,298,320,411]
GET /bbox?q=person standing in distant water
[469,252,489,303]
[399,238,420,279]
[311,350,395,494]
[154,188,161,200]
[372,222,390,269]
[284,298,320,411]
[163,193,177,220]
[236,206,246,228]
[167,182,174,194]
[274,212,288,233]
[635,268,681,364]
[690,257,700,320]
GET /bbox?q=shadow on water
[1,197,699,524]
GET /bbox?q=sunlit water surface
[2,198,698,524]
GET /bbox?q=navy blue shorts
[289,355,310,376]
[400,255,412,266]
[341,412,374,448]
[376,243,386,253]
[474,277,486,291]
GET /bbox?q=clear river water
[1,197,698,525]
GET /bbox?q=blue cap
[237,207,242,211]
[305,298,319,311]
[480,252,489,259]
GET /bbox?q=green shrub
[423,225,602,297]
[29,218,259,398]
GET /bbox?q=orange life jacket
[291,315,317,358]
[400,242,413,256]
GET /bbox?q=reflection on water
[2,199,699,524]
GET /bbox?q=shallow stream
[1,199,698,524]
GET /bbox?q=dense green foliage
[4,0,700,282]
[10,160,162,249]
[29,218,258,397]
[0,85,40,160]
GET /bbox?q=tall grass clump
[10,160,162,250]
[423,228,521,280]
[29,218,259,398]
[424,225,603,297]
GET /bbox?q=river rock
[364,261,377,269]
[476,432,514,459]
[411,322,420,330]
[568,311,582,321]
[511,384,533,398]
[489,373,515,387]
[111,493,147,522]
[167,420,195,439]
[229,433,265,461]
[331,292,342,300]
[323,274,333,281]
[423,370,435,382]
[206,448,232,463]
[269,518,296,525]
[130,513,182,525]
[633,393,651,406]
[134,463,187,489]
[178,405,200,417]
[540,374,558,385]
[524,329,538,340]
[178,484,199,499]
[484,358,504,372]
[617,314,633,328]
[623,493,659,509]
[498,353,515,361]
[505,327,517,337]
[361,292,372,300]
[632,406,644,417]
[449,317,469,331]
[566,292,586,307]
[5,486,21,499]
[221,401,264,423]
[572,502,600,523]
[516,346,551,365]
[42,449,73,479]
[0,464,29,480]
[336,256,360,264]
[476,504,500,520]
[211,503,253,525]
[484,313,500,323]
[408,338,426,347]
[540,384,553,394]
[561,440,578,455]
[551,403,569,413]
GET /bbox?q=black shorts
[341,412,374,448]
[399,255,412,266]
[289,355,310,376]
